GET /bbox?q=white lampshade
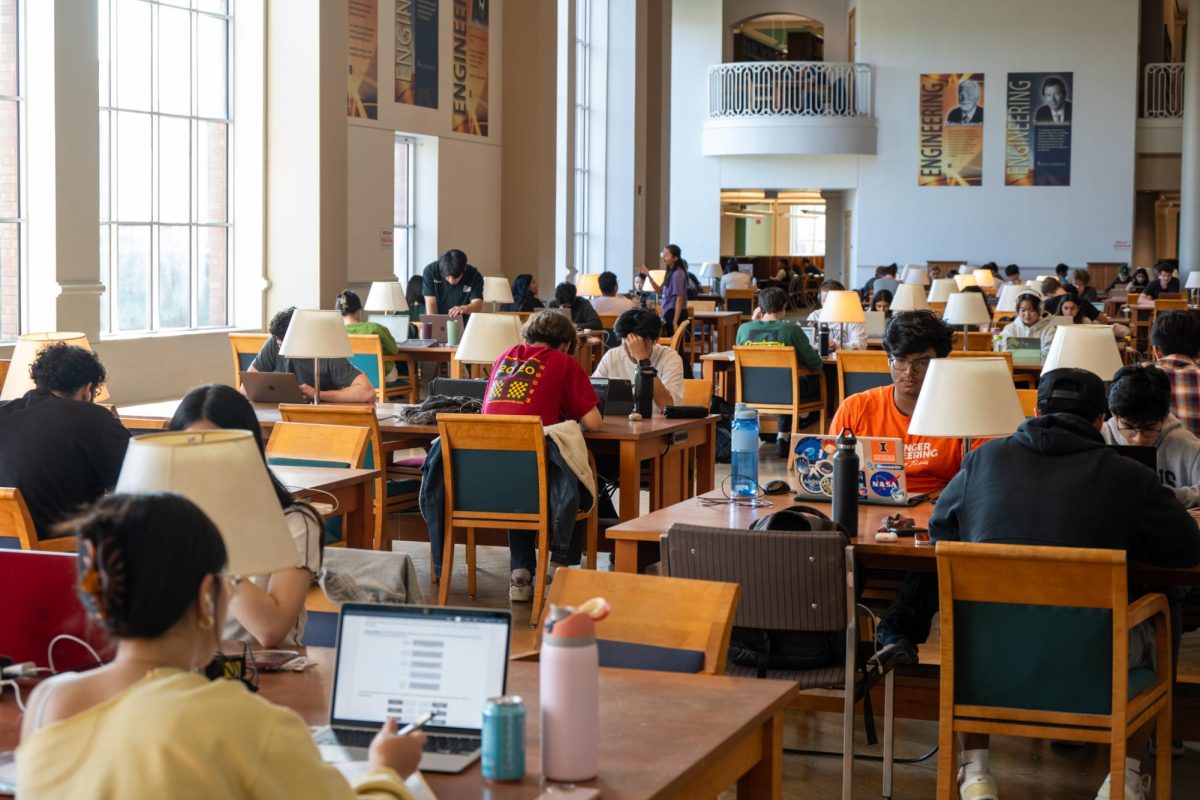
[278,309,352,359]
[363,281,409,313]
[699,261,722,279]
[1185,272,1200,290]
[820,290,866,323]
[903,265,930,286]
[954,274,977,291]
[995,284,1038,313]
[928,278,961,303]
[454,313,523,365]
[115,430,299,576]
[648,269,667,287]
[973,269,995,289]
[575,273,602,298]
[943,291,992,326]
[1,332,110,403]
[891,284,930,312]
[908,359,1026,439]
[1024,280,1046,293]
[484,276,515,304]
[1041,325,1124,380]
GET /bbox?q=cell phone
[914,531,933,547]
[889,526,928,538]
[398,712,434,736]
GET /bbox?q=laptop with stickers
[790,434,928,506]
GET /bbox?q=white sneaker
[509,570,533,602]
[1095,770,1151,800]
[958,767,999,800]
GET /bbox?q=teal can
[482,695,525,781]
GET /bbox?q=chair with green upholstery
[229,333,270,386]
[349,334,413,403]
[733,345,826,454]
[265,421,371,545]
[934,541,1173,800]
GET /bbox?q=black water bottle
[818,322,831,357]
[832,428,859,537]
[633,360,656,418]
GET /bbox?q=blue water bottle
[731,406,760,496]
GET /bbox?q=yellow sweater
[16,668,416,800]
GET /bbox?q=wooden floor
[389,435,1200,798]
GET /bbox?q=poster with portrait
[451,0,489,136]
[1005,72,1073,186]
[347,0,379,119]
[917,73,985,187]
[395,0,439,108]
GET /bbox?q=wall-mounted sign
[1005,72,1074,186]
[917,73,985,187]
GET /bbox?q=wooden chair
[951,331,994,351]
[1153,298,1187,324]
[0,359,8,389]
[734,346,827,435]
[348,334,413,403]
[935,542,1172,800]
[930,301,946,317]
[725,288,756,317]
[597,312,619,331]
[539,568,740,675]
[435,414,599,627]
[657,318,691,352]
[265,422,370,469]
[682,376,713,407]
[1016,388,1038,417]
[229,333,270,386]
[688,300,717,314]
[1,487,72,552]
[835,349,892,405]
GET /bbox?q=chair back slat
[349,335,389,402]
[266,421,369,469]
[229,333,270,386]
[836,349,892,404]
[437,414,547,522]
[0,487,70,552]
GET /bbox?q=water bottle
[990,325,1002,352]
[633,360,656,418]
[731,407,760,497]
[819,322,831,357]
[541,601,605,782]
[832,428,859,537]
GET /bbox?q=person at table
[871,289,894,318]
[593,308,684,411]
[591,271,635,315]
[505,273,545,313]
[421,248,483,319]
[999,291,1055,358]
[1137,261,1181,306]
[1150,311,1200,437]
[168,384,324,648]
[404,276,424,326]
[17,493,425,799]
[1003,264,1021,285]
[549,281,603,331]
[928,265,943,281]
[1043,278,1112,324]
[773,259,793,283]
[884,368,1200,800]
[482,311,601,600]
[1105,264,1132,293]
[720,259,753,297]
[0,342,129,539]
[1104,364,1200,508]
[811,280,867,350]
[828,311,962,496]
[639,244,688,336]
[740,287,822,456]
[1055,262,1070,285]
[336,288,405,386]
[1127,267,1151,294]
[1070,268,1098,302]
[247,307,376,404]
[800,257,822,278]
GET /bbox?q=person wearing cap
[878,367,1200,800]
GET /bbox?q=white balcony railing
[708,61,873,119]
[1143,63,1185,118]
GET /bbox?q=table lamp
[1041,325,1124,381]
[575,273,602,298]
[115,430,300,576]
[821,290,865,349]
[908,358,1026,453]
[928,278,961,303]
[364,281,409,315]
[954,274,978,291]
[891,284,930,312]
[943,292,992,350]
[699,261,722,292]
[1,332,110,402]
[453,313,523,376]
[483,276,515,312]
[973,268,995,290]
[278,309,352,405]
[995,284,1036,314]
[1186,272,1200,305]
[903,266,930,286]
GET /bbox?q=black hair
[883,264,898,276]
[1055,263,1069,276]
[1108,365,1171,429]
[1131,268,1149,285]
[1004,265,1020,277]
[268,307,296,341]
[1155,261,1176,275]
[438,249,468,279]
[758,287,787,315]
[521,310,577,354]
[664,244,684,276]
[722,259,738,275]
[61,493,227,640]
[598,271,618,296]
[883,310,954,359]
[1016,292,1043,314]
[29,342,107,396]
[1042,76,1068,97]
[613,307,663,341]
[1151,310,1200,357]
[335,289,362,316]
[555,282,577,307]
[819,279,846,294]
[1059,295,1086,323]
[872,289,894,314]
[405,276,423,308]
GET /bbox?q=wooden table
[272,465,378,550]
[692,311,743,352]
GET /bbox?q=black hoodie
[930,413,1200,568]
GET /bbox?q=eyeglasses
[1116,423,1162,437]
[888,357,933,375]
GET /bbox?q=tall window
[572,0,590,272]
[99,0,231,333]
[393,135,415,279]
[789,205,826,256]
[0,0,21,340]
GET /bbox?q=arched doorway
[731,13,825,62]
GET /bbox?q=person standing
[421,249,484,318]
[640,244,689,336]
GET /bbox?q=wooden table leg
[659,447,686,508]
[737,711,783,799]
[617,440,641,522]
[614,540,641,573]
[450,359,463,379]
[696,419,716,495]
[341,481,375,550]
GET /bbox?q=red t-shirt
[482,344,599,426]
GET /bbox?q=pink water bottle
[540,598,608,783]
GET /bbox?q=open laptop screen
[330,605,511,732]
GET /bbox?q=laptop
[790,434,929,506]
[1110,445,1157,472]
[591,377,635,416]
[420,314,452,344]
[1049,315,1075,327]
[1006,336,1043,362]
[313,603,512,774]
[864,310,887,338]
[366,314,413,342]
[0,551,114,671]
[239,370,306,404]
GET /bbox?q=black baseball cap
[1037,368,1107,419]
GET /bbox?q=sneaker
[878,634,919,666]
[1095,770,1151,800]
[509,570,533,602]
[1148,737,1186,757]
[957,767,999,800]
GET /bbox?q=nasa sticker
[870,471,899,499]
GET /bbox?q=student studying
[247,307,376,404]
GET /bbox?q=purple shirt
[660,268,688,320]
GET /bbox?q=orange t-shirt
[828,385,964,496]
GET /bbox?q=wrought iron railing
[708,61,873,118]
[1144,63,1185,118]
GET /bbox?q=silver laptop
[238,370,306,404]
[367,313,412,342]
[420,314,451,344]
[864,310,886,337]
[313,603,512,774]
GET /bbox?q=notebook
[312,603,511,774]
[790,435,928,506]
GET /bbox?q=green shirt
[736,319,822,372]
[344,321,398,355]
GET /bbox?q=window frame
[571,0,590,273]
[0,0,25,341]
[393,133,416,281]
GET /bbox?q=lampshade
[908,359,1026,439]
[954,274,977,291]
[995,284,1038,313]
[820,290,866,323]
[115,430,300,576]
[575,273,602,298]
[278,309,352,359]
[648,269,667,287]
[928,278,961,303]
[699,261,722,279]
[1024,280,1046,293]
[903,266,930,286]
[483,276,515,304]
[1186,272,1200,290]
[1,332,110,402]
[1041,325,1124,380]
[363,281,409,313]
[973,269,995,289]
[454,313,523,365]
[891,284,930,312]
[943,291,991,326]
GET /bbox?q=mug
[419,322,433,340]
